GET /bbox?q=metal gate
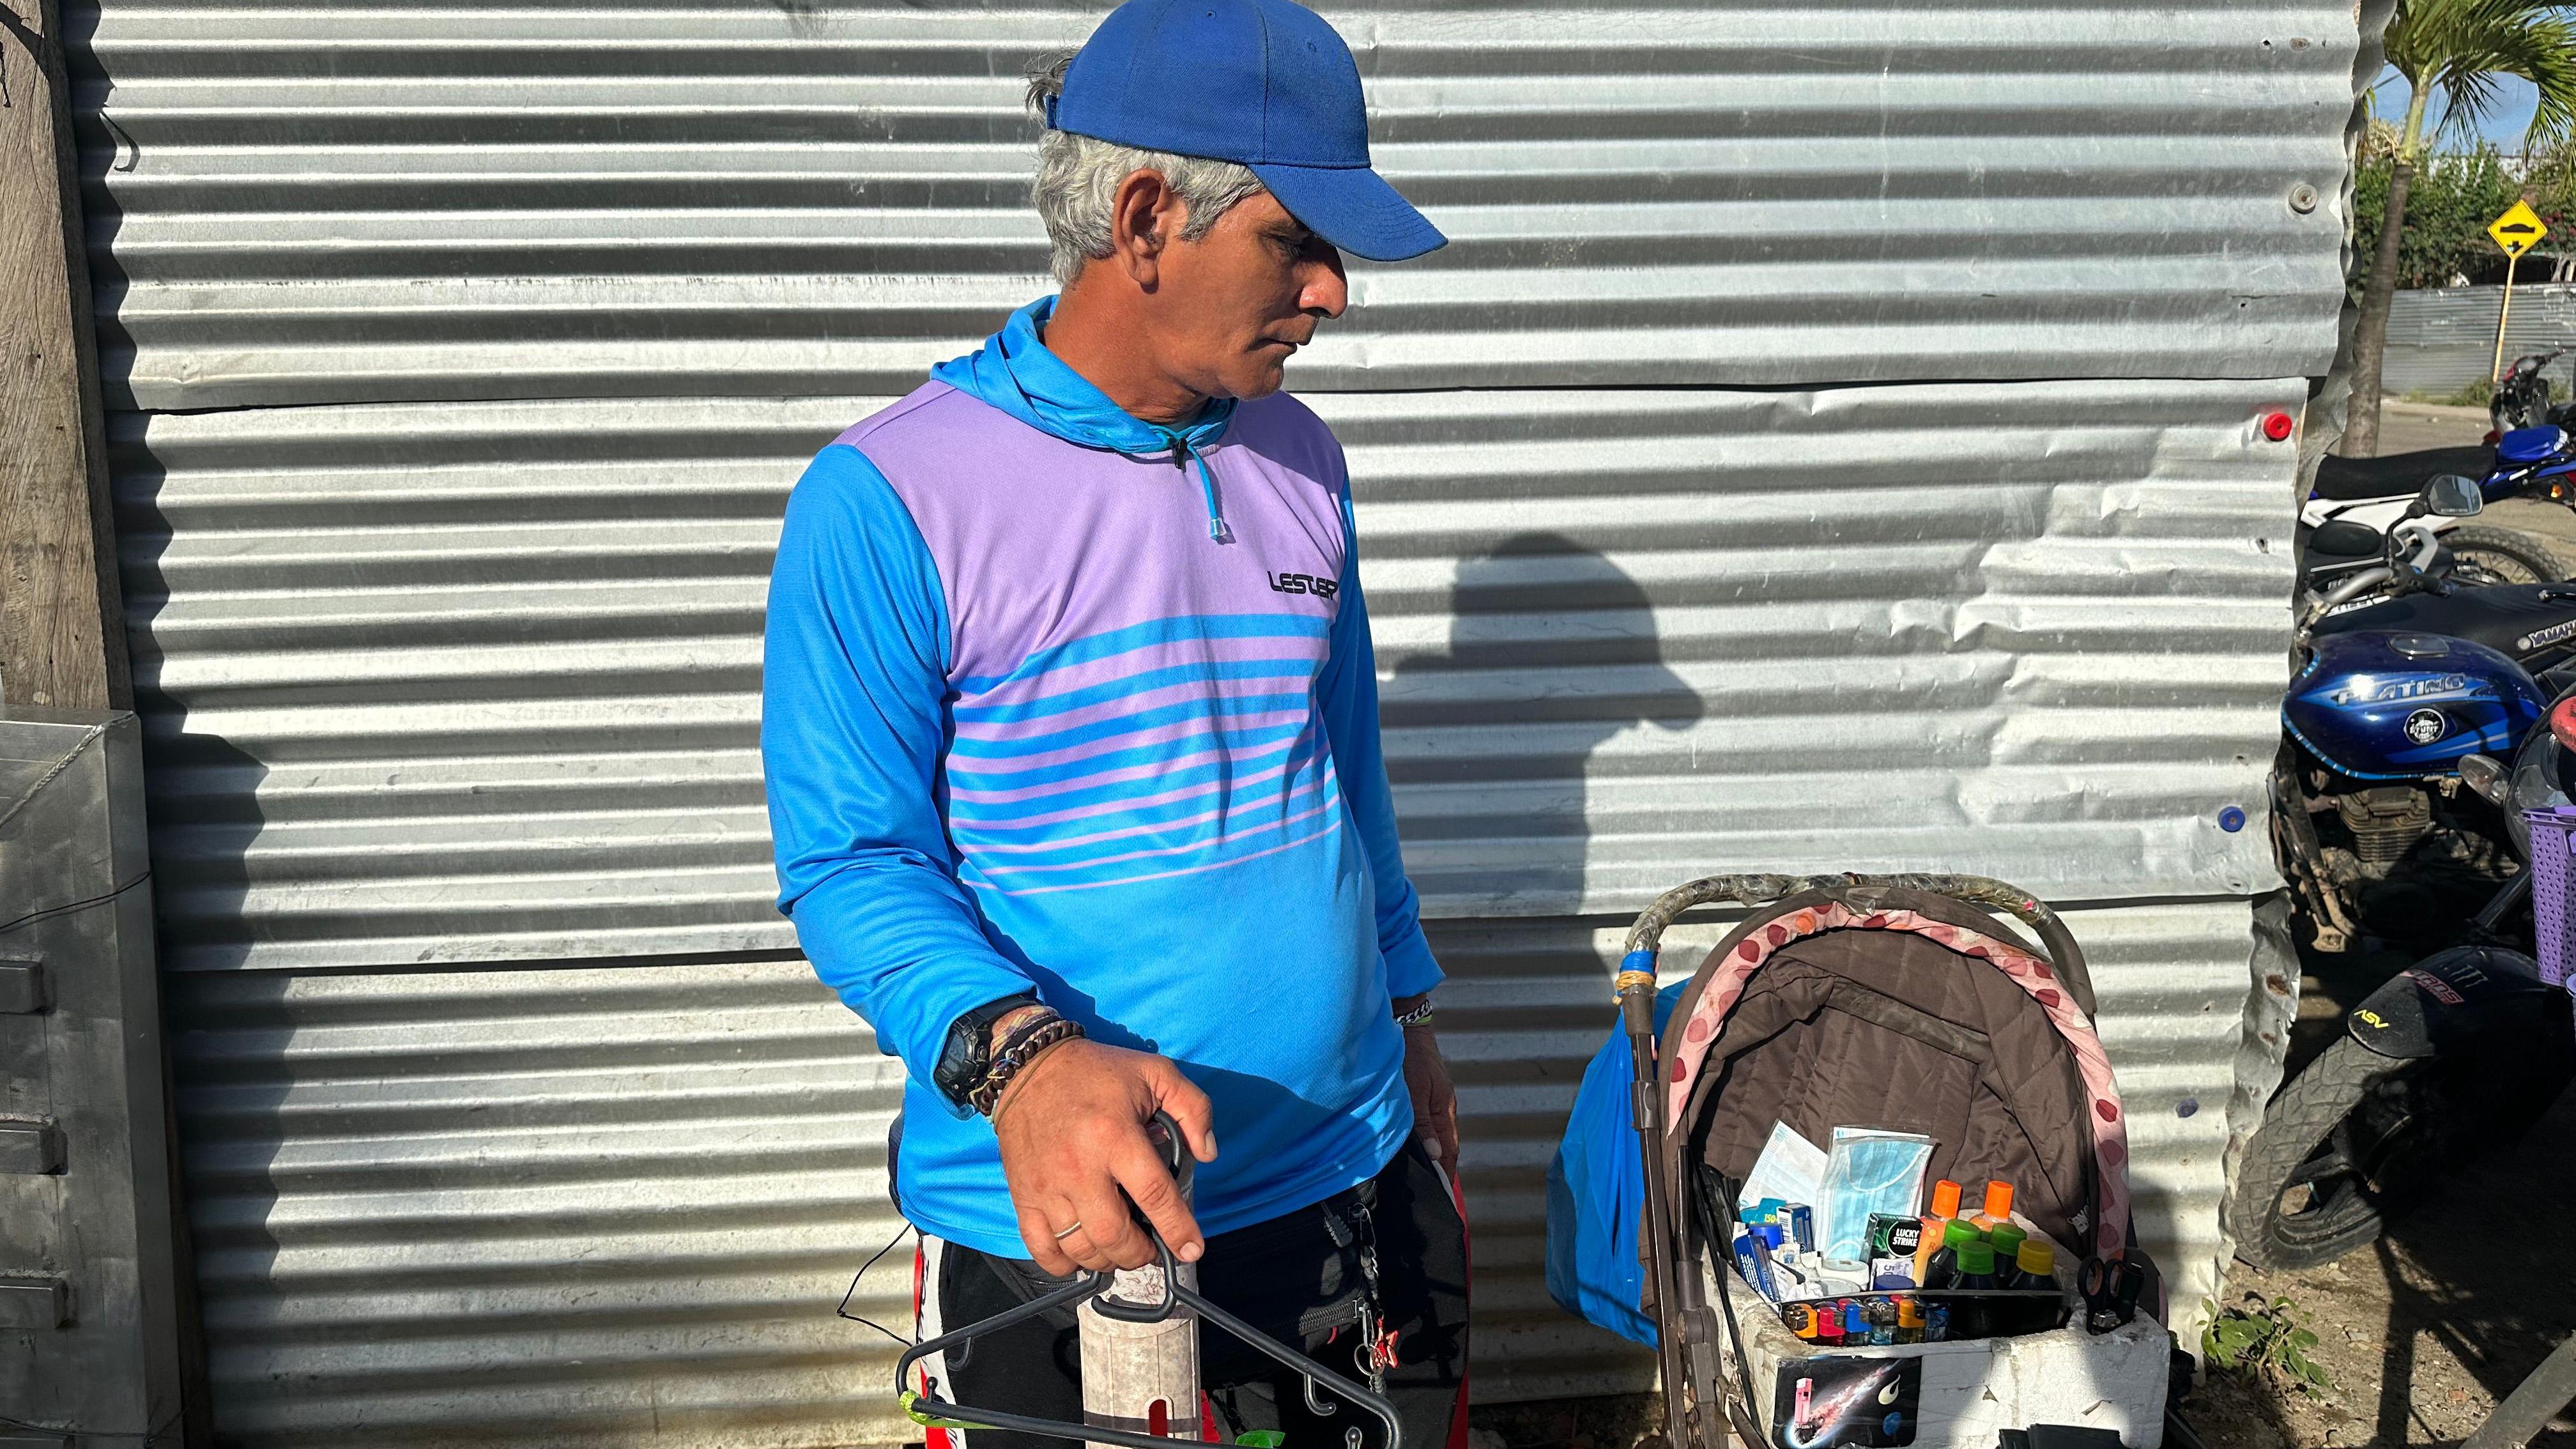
[70,3,2362,1443]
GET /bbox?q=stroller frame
[1613,873,2099,1449]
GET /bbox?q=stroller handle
[1618,871,2096,1020]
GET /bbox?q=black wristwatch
[933,993,1039,1110]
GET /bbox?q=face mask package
[1819,1127,1935,1266]
[1735,1119,1828,1222]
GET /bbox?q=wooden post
[2494,255,2524,387]
[1,0,130,712]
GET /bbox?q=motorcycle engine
[2333,786,2435,876]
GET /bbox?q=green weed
[2202,1296,2334,1401]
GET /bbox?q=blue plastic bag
[1544,981,1685,1347]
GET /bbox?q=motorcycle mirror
[2422,474,2484,516]
[2458,751,2511,806]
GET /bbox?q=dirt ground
[1462,402,2576,1448]
[2175,928,2576,1449]
[2182,437,2576,1436]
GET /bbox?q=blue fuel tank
[2283,631,2545,781]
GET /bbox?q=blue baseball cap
[1048,0,1446,263]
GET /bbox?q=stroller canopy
[1656,883,2130,1261]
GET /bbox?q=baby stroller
[1549,873,2173,1449]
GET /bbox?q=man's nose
[1301,246,1349,319]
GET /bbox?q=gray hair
[1025,52,1267,286]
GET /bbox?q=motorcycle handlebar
[2297,521,2444,634]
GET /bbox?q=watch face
[936,995,1040,1105]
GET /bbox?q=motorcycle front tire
[2228,1036,2404,1271]
[2444,525,2571,585]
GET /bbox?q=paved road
[2368,401,2490,456]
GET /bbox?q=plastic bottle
[1922,1218,1982,1289]
[1955,1241,1998,1340]
[1914,1179,1964,1280]
[2010,1239,2057,1292]
[1987,1222,2028,1271]
[1969,1179,2015,1232]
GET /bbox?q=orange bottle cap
[1929,1179,1963,1218]
[1982,1180,2014,1219]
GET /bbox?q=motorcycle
[2272,476,2576,955]
[2492,343,2575,434]
[2233,688,2576,1270]
[2304,426,2573,588]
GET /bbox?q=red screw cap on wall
[2260,410,2296,441]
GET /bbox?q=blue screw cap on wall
[2218,806,2247,832]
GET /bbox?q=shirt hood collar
[928,296,1237,457]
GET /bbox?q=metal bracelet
[1393,995,1436,1027]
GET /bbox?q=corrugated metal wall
[167,899,2258,1446]
[2380,282,2576,396]
[69,2,2359,1444]
[121,379,2297,971]
[82,4,2350,409]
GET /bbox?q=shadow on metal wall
[1386,532,1705,912]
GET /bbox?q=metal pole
[1619,973,1690,1449]
[2462,1331,2576,1449]
[2495,254,2523,385]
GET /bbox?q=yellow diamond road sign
[2491,199,2548,257]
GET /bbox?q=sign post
[2490,199,2549,383]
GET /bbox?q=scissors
[2078,1254,2145,1334]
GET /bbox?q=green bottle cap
[1942,1218,1983,1248]
[1959,1240,1996,1275]
[1989,1223,2028,1260]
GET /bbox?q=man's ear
[1108,167,1189,288]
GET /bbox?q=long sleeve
[1314,481,1444,999]
[763,444,1035,1105]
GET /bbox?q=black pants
[914,1140,1469,1449]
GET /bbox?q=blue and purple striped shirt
[763,297,1440,1257]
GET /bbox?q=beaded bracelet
[971,1014,1085,1117]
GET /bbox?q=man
[760,3,1467,1446]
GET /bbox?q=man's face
[1152,189,1349,401]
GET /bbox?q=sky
[2372,68,2545,148]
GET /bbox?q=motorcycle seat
[2319,581,2576,661]
[2303,525,2380,560]
[2310,445,2495,502]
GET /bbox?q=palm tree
[2346,0,2576,456]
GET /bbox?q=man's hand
[1401,1020,1460,1170]
[992,1038,1218,1276]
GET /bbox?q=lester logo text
[1268,571,1339,598]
